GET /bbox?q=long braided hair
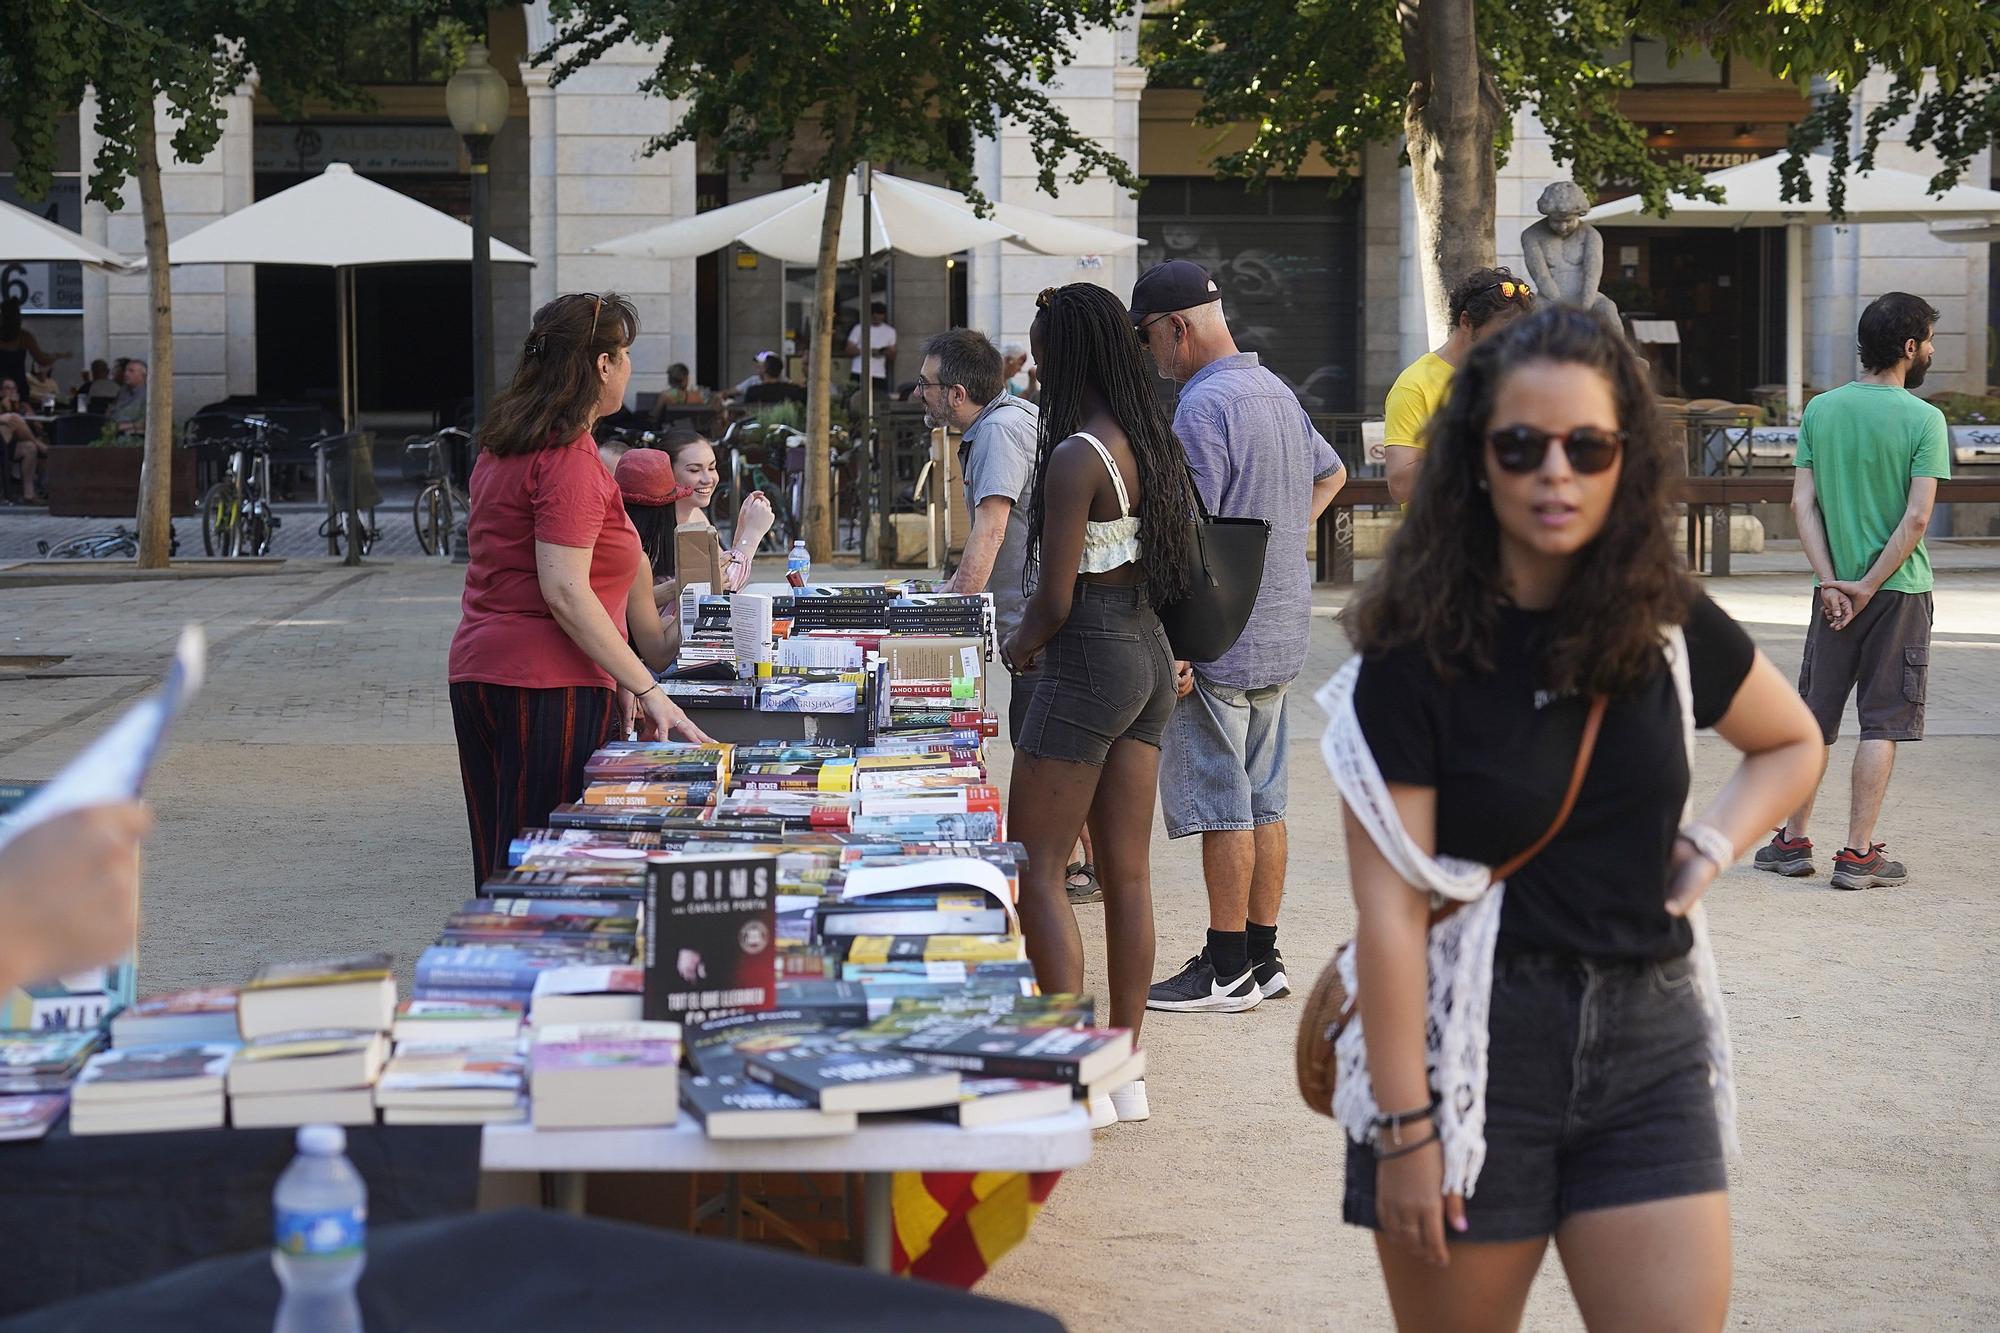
[1023,283,1197,610]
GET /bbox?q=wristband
[1677,822,1734,873]
[1376,1130,1440,1162]
[633,682,660,700]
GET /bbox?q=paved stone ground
[1,545,1994,1329]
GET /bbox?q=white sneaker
[1109,1078,1150,1123]
[1087,1094,1117,1130]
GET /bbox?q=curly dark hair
[1024,283,1197,610]
[1346,305,1694,697]
[480,292,638,457]
[1446,265,1535,333]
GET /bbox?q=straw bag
[1296,696,1606,1117]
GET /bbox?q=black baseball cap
[1129,260,1222,324]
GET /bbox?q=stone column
[522,63,558,313]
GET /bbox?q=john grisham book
[644,854,777,1024]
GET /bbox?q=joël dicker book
[644,855,777,1024]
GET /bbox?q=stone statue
[1521,181,1623,338]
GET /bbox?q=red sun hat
[615,447,685,506]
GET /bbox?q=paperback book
[643,855,777,1024]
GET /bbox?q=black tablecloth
[0,1123,479,1315]
[0,1208,1067,1332]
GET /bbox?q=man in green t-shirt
[1756,292,1950,890]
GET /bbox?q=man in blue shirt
[1131,261,1346,1013]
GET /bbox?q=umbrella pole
[861,163,885,563]
[1785,223,1803,423]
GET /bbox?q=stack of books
[392,998,524,1047]
[414,896,638,1012]
[528,1020,681,1128]
[674,595,737,668]
[70,1043,235,1135]
[229,954,399,1128]
[0,1029,102,1137]
[373,1043,525,1125]
[110,986,239,1048]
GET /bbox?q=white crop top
[1074,431,1142,573]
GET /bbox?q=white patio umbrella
[589,169,1141,263]
[1929,222,2000,244]
[167,162,534,429]
[1588,153,2000,411]
[0,195,135,270]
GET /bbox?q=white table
[482,1106,1091,1271]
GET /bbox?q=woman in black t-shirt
[1337,307,1822,1330]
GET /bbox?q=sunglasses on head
[1481,279,1532,301]
[1484,425,1626,475]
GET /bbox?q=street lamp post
[446,40,509,556]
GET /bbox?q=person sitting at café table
[1,377,49,503]
[73,358,117,405]
[741,353,808,408]
[107,358,148,435]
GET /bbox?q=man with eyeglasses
[919,330,1040,719]
[1131,259,1346,1014]
[1382,268,1535,504]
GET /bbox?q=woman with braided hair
[1000,282,1199,1129]
[448,292,713,889]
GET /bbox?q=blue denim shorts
[1158,676,1290,837]
[1015,582,1176,767]
[1343,950,1726,1242]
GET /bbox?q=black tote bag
[1156,473,1270,662]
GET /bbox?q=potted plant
[44,421,199,518]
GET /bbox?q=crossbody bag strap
[1424,693,1608,928]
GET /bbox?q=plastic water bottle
[271,1124,366,1333]
[786,539,811,588]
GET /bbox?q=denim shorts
[1343,950,1726,1242]
[1015,582,1176,766]
[1158,677,1290,837]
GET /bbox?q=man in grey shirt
[917,328,1040,736]
[1129,261,1346,1014]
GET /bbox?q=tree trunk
[134,96,175,569]
[803,98,858,564]
[1401,0,1501,344]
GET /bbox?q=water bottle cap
[297,1123,346,1155]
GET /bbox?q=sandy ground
[0,548,1994,1329]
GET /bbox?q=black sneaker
[1146,950,1261,1013]
[1831,843,1908,890]
[1251,948,1290,999]
[1753,830,1816,877]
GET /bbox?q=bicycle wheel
[200,483,241,557]
[244,501,273,557]
[413,483,446,556]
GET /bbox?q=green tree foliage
[0,1,478,566]
[540,0,1143,559]
[1147,0,2000,337]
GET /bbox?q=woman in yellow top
[1382,269,1534,504]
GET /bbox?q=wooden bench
[1315,476,2000,584]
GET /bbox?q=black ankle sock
[1246,920,1278,963]
[1207,929,1248,980]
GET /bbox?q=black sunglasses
[1484,425,1626,475]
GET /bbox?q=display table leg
[543,1170,587,1216]
[862,1172,892,1273]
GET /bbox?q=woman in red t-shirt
[448,292,713,887]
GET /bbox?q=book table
[482,1104,1091,1272]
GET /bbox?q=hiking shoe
[1831,844,1908,890]
[1252,947,1291,999]
[1146,950,1261,1013]
[1753,831,1816,877]
[1065,862,1103,907]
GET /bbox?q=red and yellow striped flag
[891,1170,1062,1285]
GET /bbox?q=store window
[340,15,477,85]
[1138,177,1361,411]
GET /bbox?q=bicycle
[408,426,472,558]
[719,418,804,551]
[38,525,183,560]
[199,416,284,557]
